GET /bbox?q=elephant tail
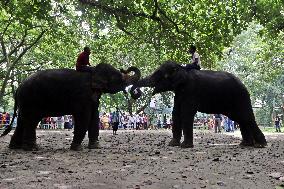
[1,91,18,137]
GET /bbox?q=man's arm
[192,53,199,65]
[193,58,199,65]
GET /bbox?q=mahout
[2,63,140,151]
[131,60,267,148]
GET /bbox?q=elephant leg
[247,118,267,147]
[228,104,266,147]
[168,96,182,147]
[238,108,267,147]
[21,116,40,151]
[180,103,196,148]
[70,112,91,151]
[9,114,24,149]
[227,111,253,146]
[88,102,101,149]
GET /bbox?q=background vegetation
[0,0,283,125]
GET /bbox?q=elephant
[130,60,267,148]
[1,63,141,151]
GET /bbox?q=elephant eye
[164,74,169,78]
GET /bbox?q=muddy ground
[0,129,284,189]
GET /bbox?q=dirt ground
[0,129,284,189]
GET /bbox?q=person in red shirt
[76,46,92,72]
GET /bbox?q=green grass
[260,126,282,133]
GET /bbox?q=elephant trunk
[129,76,154,99]
[133,76,154,88]
[123,66,141,85]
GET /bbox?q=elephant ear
[90,65,109,91]
[171,65,187,89]
[92,75,108,91]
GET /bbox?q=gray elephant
[2,63,140,151]
[131,61,267,148]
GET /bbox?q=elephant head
[130,61,187,98]
[92,63,141,94]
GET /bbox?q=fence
[193,123,206,130]
[0,121,210,131]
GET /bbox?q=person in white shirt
[185,45,201,70]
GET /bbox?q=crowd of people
[39,115,74,129]
[36,112,239,134]
[0,112,11,128]
[0,111,282,134]
[99,111,170,131]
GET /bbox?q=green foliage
[0,0,283,115]
[219,22,284,125]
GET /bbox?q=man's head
[84,46,91,55]
[188,45,196,54]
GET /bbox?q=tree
[219,22,284,126]
[1,0,283,114]
[0,1,54,106]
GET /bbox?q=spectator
[5,112,10,126]
[157,116,161,129]
[76,46,92,72]
[227,118,234,132]
[139,114,144,130]
[207,116,214,130]
[223,116,229,132]
[275,115,281,132]
[214,114,222,133]
[1,112,6,126]
[166,116,171,130]
[57,116,64,129]
[135,114,141,130]
[64,115,73,129]
[0,113,2,128]
[111,108,120,135]
[128,114,135,129]
[143,114,148,130]
[121,113,128,129]
[50,117,57,129]
[163,114,167,129]
[101,113,109,130]
[185,44,201,70]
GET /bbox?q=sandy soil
[0,129,284,189]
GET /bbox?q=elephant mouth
[152,87,162,95]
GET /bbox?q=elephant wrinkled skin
[2,63,140,151]
[131,61,267,148]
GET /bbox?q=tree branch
[79,0,193,42]
[11,29,47,67]
[0,29,28,64]
[0,16,14,38]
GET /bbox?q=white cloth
[191,52,201,66]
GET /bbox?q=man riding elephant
[130,60,267,148]
[1,63,141,151]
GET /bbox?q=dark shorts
[185,63,201,70]
[76,66,96,73]
[113,122,119,131]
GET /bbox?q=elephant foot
[9,136,23,149]
[70,143,83,151]
[239,140,254,147]
[22,143,40,151]
[253,143,266,148]
[168,138,181,147]
[88,141,101,149]
[253,134,267,148]
[9,142,22,150]
[180,141,194,148]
